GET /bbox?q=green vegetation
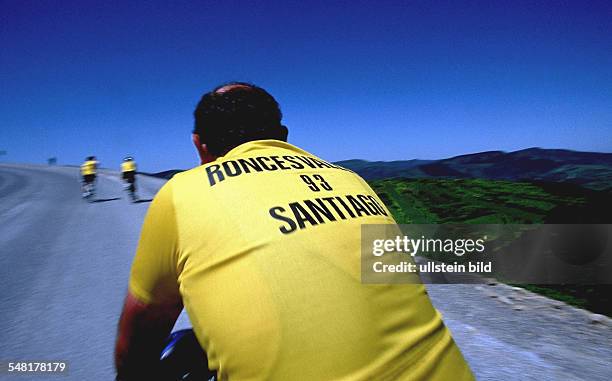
[515,285,587,308]
[370,178,585,224]
[370,178,612,317]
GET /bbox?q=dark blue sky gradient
[1,1,611,172]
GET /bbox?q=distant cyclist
[80,156,98,199]
[121,156,138,202]
[115,83,474,380]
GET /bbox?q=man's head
[192,82,288,164]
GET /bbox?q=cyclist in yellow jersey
[115,83,474,380]
[80,156,98,199]
[121,156,138,202]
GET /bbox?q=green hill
[369,178,612,316]
[342,148,612,190]
[370,178,611,224]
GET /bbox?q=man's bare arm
[115,292,183,380]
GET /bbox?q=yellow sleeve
[129,181,181,305]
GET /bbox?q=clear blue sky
[1,0,611,172]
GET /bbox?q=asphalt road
[1,164,610,380]
[0,164,164,380]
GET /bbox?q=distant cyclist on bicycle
[121,156,138,202]
[80,156,97,199]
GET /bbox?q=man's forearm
[115,293,182,380]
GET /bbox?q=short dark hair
[193,82,287,156]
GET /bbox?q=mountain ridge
[339,147,612,190]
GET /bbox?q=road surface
[1,164,610,380]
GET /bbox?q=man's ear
[192,134,217,165]
[278,125,289,141]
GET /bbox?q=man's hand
[115,292,183,380]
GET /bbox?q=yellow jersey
[121,161,136,173]
[80,160,97,176]
[129,140,473,381]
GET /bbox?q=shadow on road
[133,199,153,203]
[92,197,121,203]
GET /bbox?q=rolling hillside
[370,177,612,316]
[370,178,612,224]
[341,148,612,190]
